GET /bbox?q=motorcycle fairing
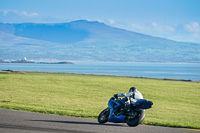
[108,114,126,123]
[107,98,126,123]
[135,99,153,109]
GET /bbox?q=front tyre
[98,108,110,124]
[126,110,145,127]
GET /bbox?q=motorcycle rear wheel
[126,110,145,127]
[98,108,110,124]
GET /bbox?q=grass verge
[0,71,199,129]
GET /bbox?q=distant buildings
[0,57,73,64]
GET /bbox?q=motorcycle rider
[113,87,143,113]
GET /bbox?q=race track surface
[0,109,199,133]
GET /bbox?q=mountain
[0,20,200,62]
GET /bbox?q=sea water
[0,62,200,81]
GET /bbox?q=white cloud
[1,10,39,17]
[22,11,39,17]
[129,22,200,42]
[103,19,129,30]
[151,22,175,33]
[130,22,175,35]
[184,22,200,33]
[0,10,41,23]
[2,10,17,16]
[102,19,116,26]
[107,19,115,24]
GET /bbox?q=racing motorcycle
[98,94,153,127]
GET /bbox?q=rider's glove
[114,94,118,99]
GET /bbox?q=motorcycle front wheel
[98,107,110,124]
[126,110,145,127]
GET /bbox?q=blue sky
[0,0,200,43]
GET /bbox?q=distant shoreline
[0,59,73,64]
[0,69,198,82]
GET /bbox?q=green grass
[0,72,199,129]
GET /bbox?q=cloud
[130,22,175,35]
[1,10,39,17]
[2,10,17,16]
[184,22,200,33]
[151,22,175,33]
[129,22,200,42]
[21,11,39,17]
[183,22,200,43]
[102,19,116,26]
[0,10,40,23]
[107,19,115,24]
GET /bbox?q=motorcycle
[98,94,153,127]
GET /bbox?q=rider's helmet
[129,87,137,93]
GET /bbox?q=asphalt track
[0,109,199,133]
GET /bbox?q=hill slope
[0,20,200,62]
